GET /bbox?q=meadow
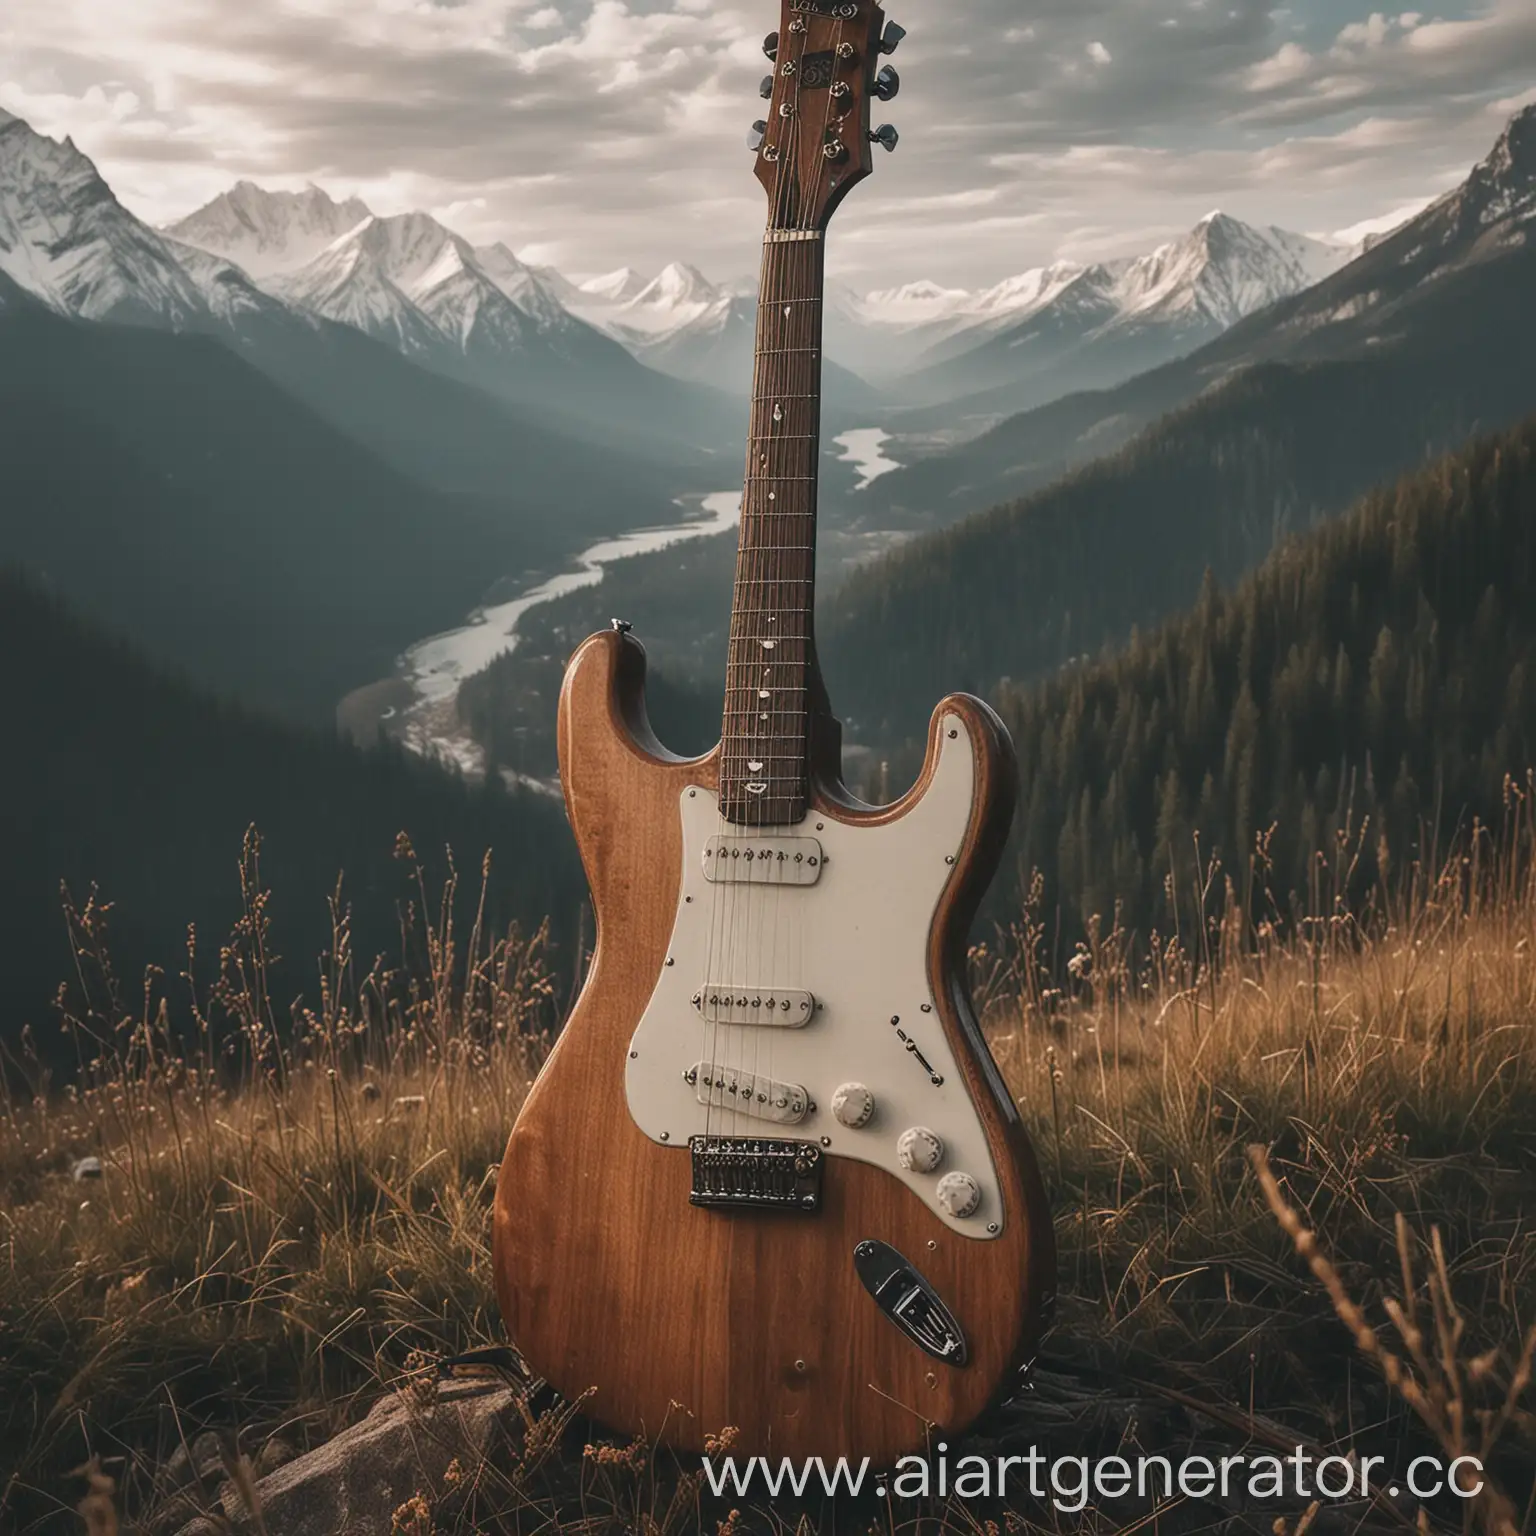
[3,806,1535,1534]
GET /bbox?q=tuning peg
[874,64,900,101]
[870,124,900,153]
[748,120,768,152]
[763,31,779,61]
[879,20,906,54]
[759,75,775,100]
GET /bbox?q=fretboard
[718,231,827,826]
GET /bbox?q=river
[360,428,903,779]
[370,490,742,778]
[835,427,901,489]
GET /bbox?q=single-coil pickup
[693,987,815,1027]
[685,1063,810,1124]
[702,836,824,886]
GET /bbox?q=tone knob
[831,1082,875,1129]
[936,1171,982,1218]
[897,1126,943,1173]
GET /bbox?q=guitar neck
[719,229,829,827]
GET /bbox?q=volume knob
[936,1171,982,1218]
[897,1126,943,1173]
[831,1082,875,1129]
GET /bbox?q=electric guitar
[493,0,1055,1463]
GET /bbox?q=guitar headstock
[750,0,904,232]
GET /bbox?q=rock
[176,1379,519,1536]
[161,1430,226,1492]
[254,1435,298,1477]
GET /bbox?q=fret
[720,227,828,828]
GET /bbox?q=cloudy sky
[2,0,1534,288]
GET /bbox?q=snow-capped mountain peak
[165,181,374,279]
[860,279,974,325]
[472,240,570,325]
[1111,211,1352,330]
[0,111,209,327]
[580,266,646,304]
[1453,101,1536,230]
[606,261,725,337]
[635,261,718,308]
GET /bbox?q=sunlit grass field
[4,810,1535,1534]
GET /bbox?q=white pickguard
[625,714,1004,1239]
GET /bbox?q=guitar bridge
[689,1136,823,1211]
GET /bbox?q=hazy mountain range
[818,103,1536,742]
[0,89,1408,451]
[0,109,731,720]
[156,168,1369,422]
[447,103,1536,780]
[854,102,1536,534]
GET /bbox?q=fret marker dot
[783,305,791,318]
[773,404,784,423]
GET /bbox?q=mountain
[0,112,714,545]
[612,285,881,410]
[0,289,578,720]
[852,105,1536,531]
[816,216,1350,399]
[262,210,635,378]
[990,414,1536,940]
[580,267,647,304]
[167,182,594,353]
[0,567,582,1046]
[0,114,209,326]
[162,180,373,278]
[893,214,1353,414]
[816,107,1536,748]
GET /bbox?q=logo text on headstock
[790,0,860,16]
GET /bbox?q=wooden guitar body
[492,630,1055,1463]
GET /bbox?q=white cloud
[0,0,1532,287]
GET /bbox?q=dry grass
[3,811,1536,1534]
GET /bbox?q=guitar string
[763,17,847,1144]
[705,40,804,1142]
[708,7,853,1147]
[743,59,809,1138]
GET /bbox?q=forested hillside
[989,415,1536,941]
[0,571,583,1047]
[854,106,1536,530]
[0,296,710,722]
[821,330,1536,748]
